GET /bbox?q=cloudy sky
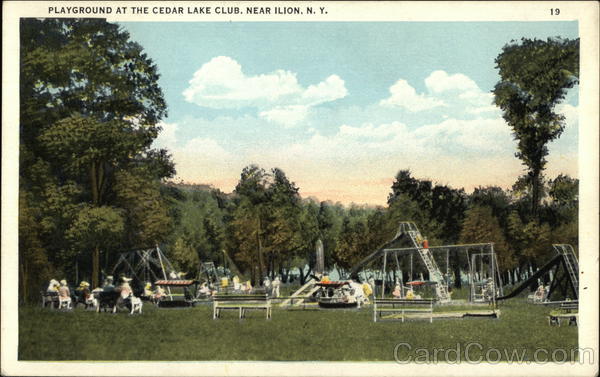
[120,21,579,205]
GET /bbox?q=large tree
[19,19,173,297]
[20,18,166,151]
[493,37,579,219]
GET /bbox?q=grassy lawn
[19,300,577,361]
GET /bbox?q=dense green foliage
[19,18,174,294]
[19,301,577,361]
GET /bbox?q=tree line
[164,167,578,289]
[18,18,579,303]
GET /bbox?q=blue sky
[120,21,579,205]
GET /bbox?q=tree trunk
[256,217,265,281]
[20,261,28,304]
[92,246,100,288]
[452,251,462,288]
[530,168,542,220]
[279,266,287,282]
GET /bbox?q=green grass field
[19,300,577,362]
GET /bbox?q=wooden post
[156,245,172,301]
[381,251,387,299]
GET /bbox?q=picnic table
[548,301,578,326]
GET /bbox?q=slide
[496,254,562,301]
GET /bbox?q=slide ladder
[398,222,450,302]
[553,244,579,298]
[280,279,318,306]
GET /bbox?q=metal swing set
[348,221,503,304]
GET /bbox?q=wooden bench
[41,290,59,309]
[213,294,271,319]
[373,298,434,323]
[548,301,578,326]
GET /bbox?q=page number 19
[550,8,560,15]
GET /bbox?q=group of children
[45,279,75,309]
[45,275,157,309]
[262,276,282,297]
[392,284,421,300]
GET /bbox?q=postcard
[2,1,598,376]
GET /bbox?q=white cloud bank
[183,56,347,126]
[380,79,445,111]
[162,70,578,205]
[380,70,499,116]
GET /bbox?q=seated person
[405,288,415,300]
[47,279,59,293]
[144,282,154,298]
[221,277,229,289]
[244,281,253,293]
[198,282,211,296]
[233,275,241,291]
[345,289,356,303]
[58,280,70,297]
[77,281,91,302]
[154,285,166,300]
[58,279,72,308]
[103,276,115,292]
[119,277,133,299]
[392,285,402,299]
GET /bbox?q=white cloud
[259,105,309,128]
[380,70,499,118]
[183,56,347,126]
[425,70,479,94]
[301,75,347,106]
[380,79,445,111]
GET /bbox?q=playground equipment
[280,239,327,307]
[198,261,220,284]
[112,245,178,300]
[154,279,201,308]
[315,239,325,276]
[497,244,578,302]
[111,245,175,285]
[469,251,502,303]
[280,278,320,307]
[315,281,358,308]
[348,222,503,304]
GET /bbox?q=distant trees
[165,168,578,289]
[459,206,514,271]
[493,37,579,219]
